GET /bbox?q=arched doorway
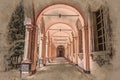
[36,4,90,73]
[57,45,65,57]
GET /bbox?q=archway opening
[57,45,65,57]
[31,3,90,73]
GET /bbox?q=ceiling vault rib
[42,14,79,17]
[48,29,72,31]
[54,39,67,41]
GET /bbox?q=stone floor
[0,69,20,80]
[0,57,111,80]
[27,57,90,80]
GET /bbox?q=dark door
[57,45,65,57]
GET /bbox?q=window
[93,8,107,51]
[91,6,113,61]
[75,19,83,53]
[79,30,83,53]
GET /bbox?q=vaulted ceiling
[36,4,83,47]
[34,0,104,47]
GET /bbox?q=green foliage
[7,2,25,56]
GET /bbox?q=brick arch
[45,22,77,37]
[28,2,90,74]
[35,3,88,27]
[51,31,72,39]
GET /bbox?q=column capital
[25,24,33,31]
[73,36,78,40]
[84,26,88,30]
[68,43,70,46]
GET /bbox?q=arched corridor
[23,3,91,76]
[1,0,118,80]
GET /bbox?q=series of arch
[23,3,91,74]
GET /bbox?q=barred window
[93,8,107,51]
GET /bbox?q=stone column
[22,18,33,77]
[42,35,46,66]
[66,44,69,59]
[75,37,79,65]
[69,43,71,61]
[46,39,49,64]
[65,47,67,58]
[73,37,76,63]
[48,38,52,62]
[67,43,69,60]
[70,41,73,62]
[32,26,38,73]
[38,33,43,67]
[23,25,30,61]
[23,18,32,61]
[83,27,90,73]
[68,43,71,61]
[51,43,53,59]
[38,34,43,59]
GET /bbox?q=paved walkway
[27,57,90,80]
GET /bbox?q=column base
[31,69,36,74]
[43,64,46,66]
[40,64,44,67]
[75,64,78,66]
[48,59,51,63]
[46,58,49,64]
[83,70,91,74]
[21,60,32,79]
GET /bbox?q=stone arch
[23,3,90,74]
[35,2,88,27]
[46,22,77,37]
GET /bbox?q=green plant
[7,1,25,56]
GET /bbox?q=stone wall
[88,0,120,80]
[105,0,120,80]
